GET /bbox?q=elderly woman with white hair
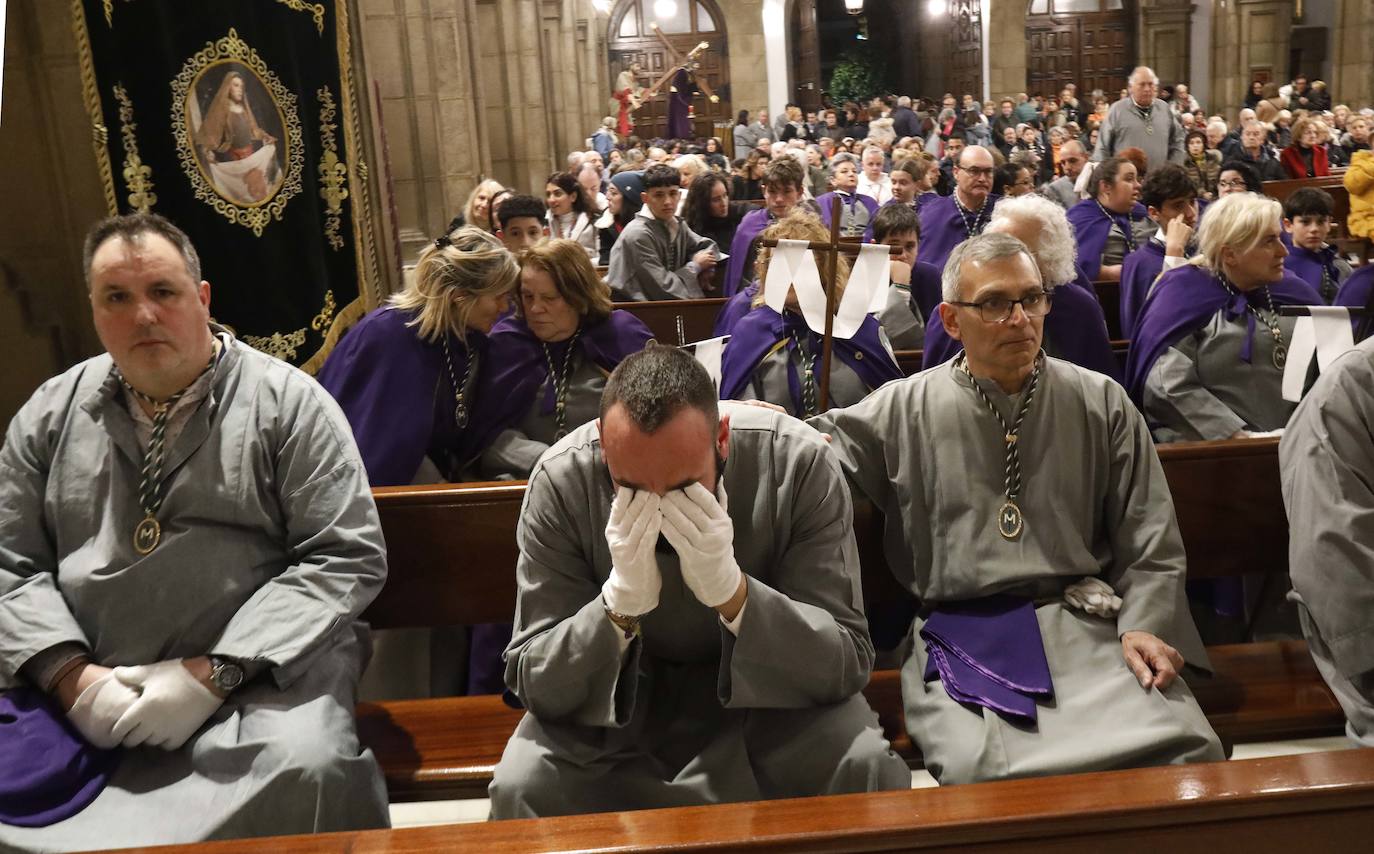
[1125,192,1322,443]
[922,193,1119,380]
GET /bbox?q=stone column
[1331,0,1374,110]
[1210,0,1294,117]
[1138,0,1196,87]
[985,0,1027,101]
[477,0,556,195]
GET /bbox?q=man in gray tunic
[0,214,389,851]
[1040,139,1088,209]
[1281,337,1374,746]
[607,163,718,301]
[1092,67,1186,170]
[489,346,910,818]
[810,233,1223,785]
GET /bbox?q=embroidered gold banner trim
[113,84,157,213]
[316,86,348,250]
[275,0,326,35]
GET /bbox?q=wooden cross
[639,26,720,105]
[759,195,902,412]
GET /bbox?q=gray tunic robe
[1091,97,1186,168]
[1281,337,1374,746]
[606,212,717,301]
[1102,218,1160,270]
[479,353,607,480]
[488,402,911,818]
[1144,312,1297,442]
[877,284,925,350]
[810,358,1222,785]
[741,343,875,418]
[0,333,389,851]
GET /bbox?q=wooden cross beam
[760,195,902,412]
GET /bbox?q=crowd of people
[6,63,1374,850]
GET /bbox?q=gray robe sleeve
[1099,386,1209,669]
[0,389,91,686]
[877,285,924,350]
[481,429,550,480]
[207,379,388,683]
[1144,340,1247,442]
[1281,348,1374,678]
[608,221,715,301]
[504,464,643,727]
[716,436,874,708]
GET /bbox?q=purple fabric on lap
[920,594,1054,723]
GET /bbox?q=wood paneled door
[1025,0,1135,97]
[607,0,731,142]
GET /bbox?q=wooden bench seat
[106,748,1374,852]
[357,641,1344,801]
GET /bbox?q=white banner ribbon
[1282,307,1355,402]
[762,241,892,340]
[688,336,728,391]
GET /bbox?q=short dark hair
[642,163,681,191]
[83,212,201,284]
[496,194,546,230]
[761,156,806,192]
[600,344,719,434]
[872,202,920,243]
[1284,187,1335,220]
[1140,163,1197,210]
[1217,159,1262,193]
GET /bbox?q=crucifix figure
[638,25,720,139]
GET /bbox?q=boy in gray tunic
[489,346,910,818]
[0,214,389,851]
[607,163,718,301]
[810,234,1223,785]
[1281,336,1374,746]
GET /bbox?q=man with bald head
[918,144,1000,270]
[1092,66,1185,170]
[1040,139,1089,208]
[811,231,1222,785]
[489,346,909,818]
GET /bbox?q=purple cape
[1284,244,1342,303]
[468,310,655,450]
[916,193,1002,271]
[318,306,488,486]
[910,260,944,321]
[1124,265,1323,403]
[1119,240,1167,339]
[1337,265,1374,310]
[920,595,1054,722]
[714,282,759,337]
[718,307,902,407]
[666,69,694,139]
[921,266,1121,381]
[721,207,771,297]
[0,688,118,827]
[815,191,880,241]
[1066,199,1148,282]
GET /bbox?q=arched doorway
[1025,0,1135,97]
[607,0,731,142]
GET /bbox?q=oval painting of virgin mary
[186,61,288,207]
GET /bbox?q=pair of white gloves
[1063,577,1123,618]
[66,661,225,751]
[602,480,742,617]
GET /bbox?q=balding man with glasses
[809,232,1223,785]
[1092,66,1186,171]
[917,144,1001,270]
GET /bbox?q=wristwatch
[604,608,642,639]
[208,656,246,693]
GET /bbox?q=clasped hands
[602,482,745,621]
[61,658,226,751]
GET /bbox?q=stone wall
[1331,0,1374,110]
[723,0,768,120]
[1209,0,1295,116]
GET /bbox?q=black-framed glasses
[957,166,995,178]
[950,290,1054,323]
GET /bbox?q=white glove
[1064,577,1123,618]
[602,487,663,617]
[110,660,224,750]
[660,480,743,608]
[67,671,141,749]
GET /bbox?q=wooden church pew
[102,748,1374,853]
[357,436,1344,801]
[613,297,729,345]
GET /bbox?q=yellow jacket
[1346,150,1374,239]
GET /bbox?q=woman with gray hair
[921,194,1119,380]
[1125,192,1322,442]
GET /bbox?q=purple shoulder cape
[910,260,943,321]
[1067,199,1146,282]
[721,207,770,297]
[922,266,1120,380]
[469,310,655,451]
[1337,264,1374,310]
[1284,244,1341,303]
[1124,265,1322,402]
[916,193,1002,270]
[718,306,901,406]
[1119,240,1167,339]
[714,282,759,337]
[318,306,486,486]
[815,191,880,241]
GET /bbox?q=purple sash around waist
[920,595,1054,723]
[0,688,118,827]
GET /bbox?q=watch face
[214,662,245,691]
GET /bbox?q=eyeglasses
[958,166,995,178]
[950,290,1054,323]
[1217,179,1249,190]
